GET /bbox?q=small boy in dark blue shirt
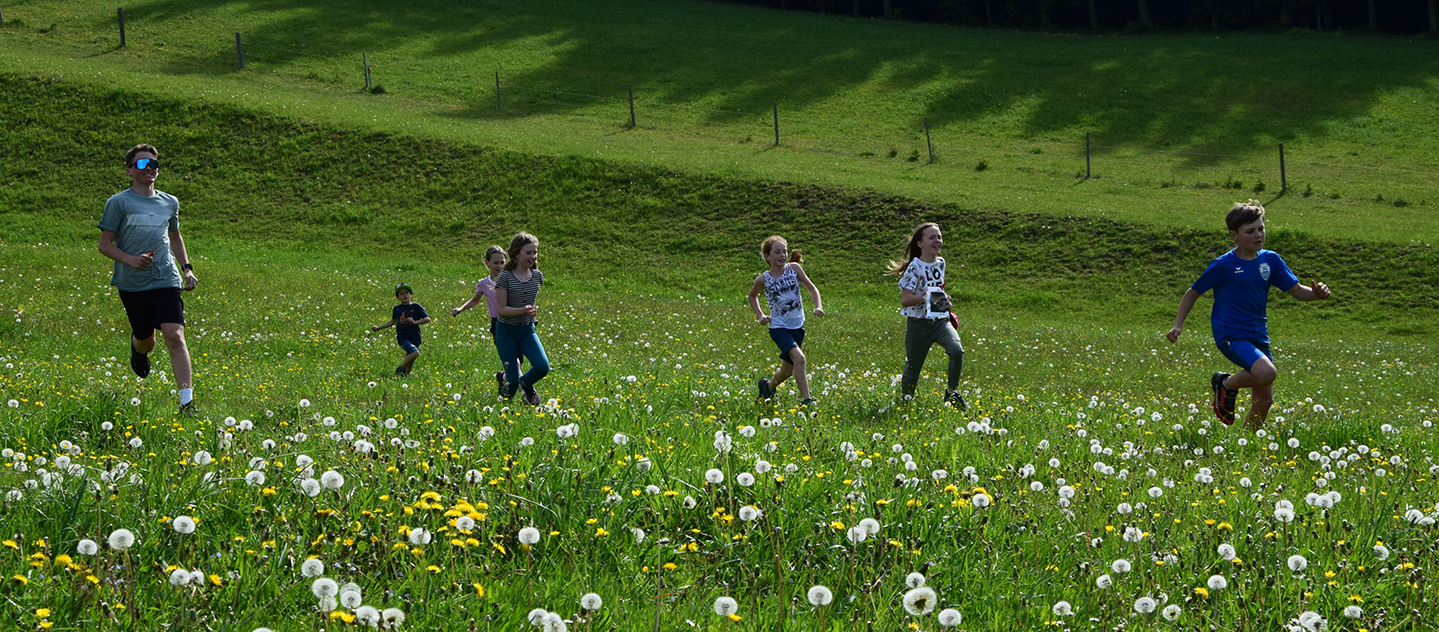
[1167,201,1330,430]
[371,283,431,376]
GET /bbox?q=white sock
[179,388,193,405]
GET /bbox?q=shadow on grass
[100,0,1439,164]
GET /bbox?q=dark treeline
[720,0,1439,34]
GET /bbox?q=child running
[451,245,525,394]
[889,222,966,408]
[493,233,550,405]
[1166,200,1330,430]
[371,283,431,376]
[748,236,824,407]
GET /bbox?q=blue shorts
[398,339,420,355]
[769,327,805,364]
[1217,338,1271,371]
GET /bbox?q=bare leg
[158,323,192,389]
[1224,357,1276,430]
[1245,383,1275,431]
[402,351,420,373]
[133,333,156,354]
[769,361,794,391]
[787,347,810,399]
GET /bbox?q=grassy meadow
[1,0,1438,241]
[1,72,1438,630]
[3,1,1439,630]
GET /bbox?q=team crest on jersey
[1259,263,1271,281]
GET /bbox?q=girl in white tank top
[747,236,825,406]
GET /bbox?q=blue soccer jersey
[1190,250,1299,344]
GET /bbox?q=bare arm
[169,230,198,291]
[494,286,537,319]
[1286,279,1331,302]
[900,288,927,308]
[371,318,396,332]
[747,275,769,324]
[98,230,151,270]
[451,289,486,317]
[1165,287,1201,343]
[791,264,824,316]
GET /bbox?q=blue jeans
[494,321,549,396]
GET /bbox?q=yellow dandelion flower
[473,582,485,597]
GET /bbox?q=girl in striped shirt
[494,233,550,405]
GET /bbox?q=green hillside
[3,73,1436,341]
[8,72,1439,341]
[1,0,1437,241]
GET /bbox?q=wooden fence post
[1085,133,1092,179]
[1279,143,1287,192]
[235,33,244,70]
[924,118,934,164]
[118,7,126,47]
[773,102,779,146]
[628,88,636,128]
[495,71,502,111]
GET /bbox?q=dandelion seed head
[1287,554,1308,572]
[519,527,541,545]
[311,577,339,599]
[713,596,739,616]
[937,608,962,627]
[807,585,833,606]
[902,586,937,616]
[301,558,325,578]
[107,528,135,551]
[581,593,603,611]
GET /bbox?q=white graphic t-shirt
[897,257,946,319]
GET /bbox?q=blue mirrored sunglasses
[131,158,160,170]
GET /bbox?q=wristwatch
[182,263,194,271]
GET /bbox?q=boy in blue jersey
[1166,201,1331,430]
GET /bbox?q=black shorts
[118,287,185,340]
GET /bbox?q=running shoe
[757,378,774,400]
[944,390,968,410]
[495,371,506,396]
[178,401,198,417]
[130,342,150,378]
[1210,372,1236,426]
[800,397,816,407]
[395,365,409,377]
[522,383,540,406]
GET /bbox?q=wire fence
[22,11,1439,210]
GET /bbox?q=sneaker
[495,371,506,396]
[757,378,774,400]
[1211,372,1236,426]
[522,383,540,406]
[395,365,410,377]
[178,401,198,417]
[800,397,816,407]
[944,390,968,410]
[130,342,150,378]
